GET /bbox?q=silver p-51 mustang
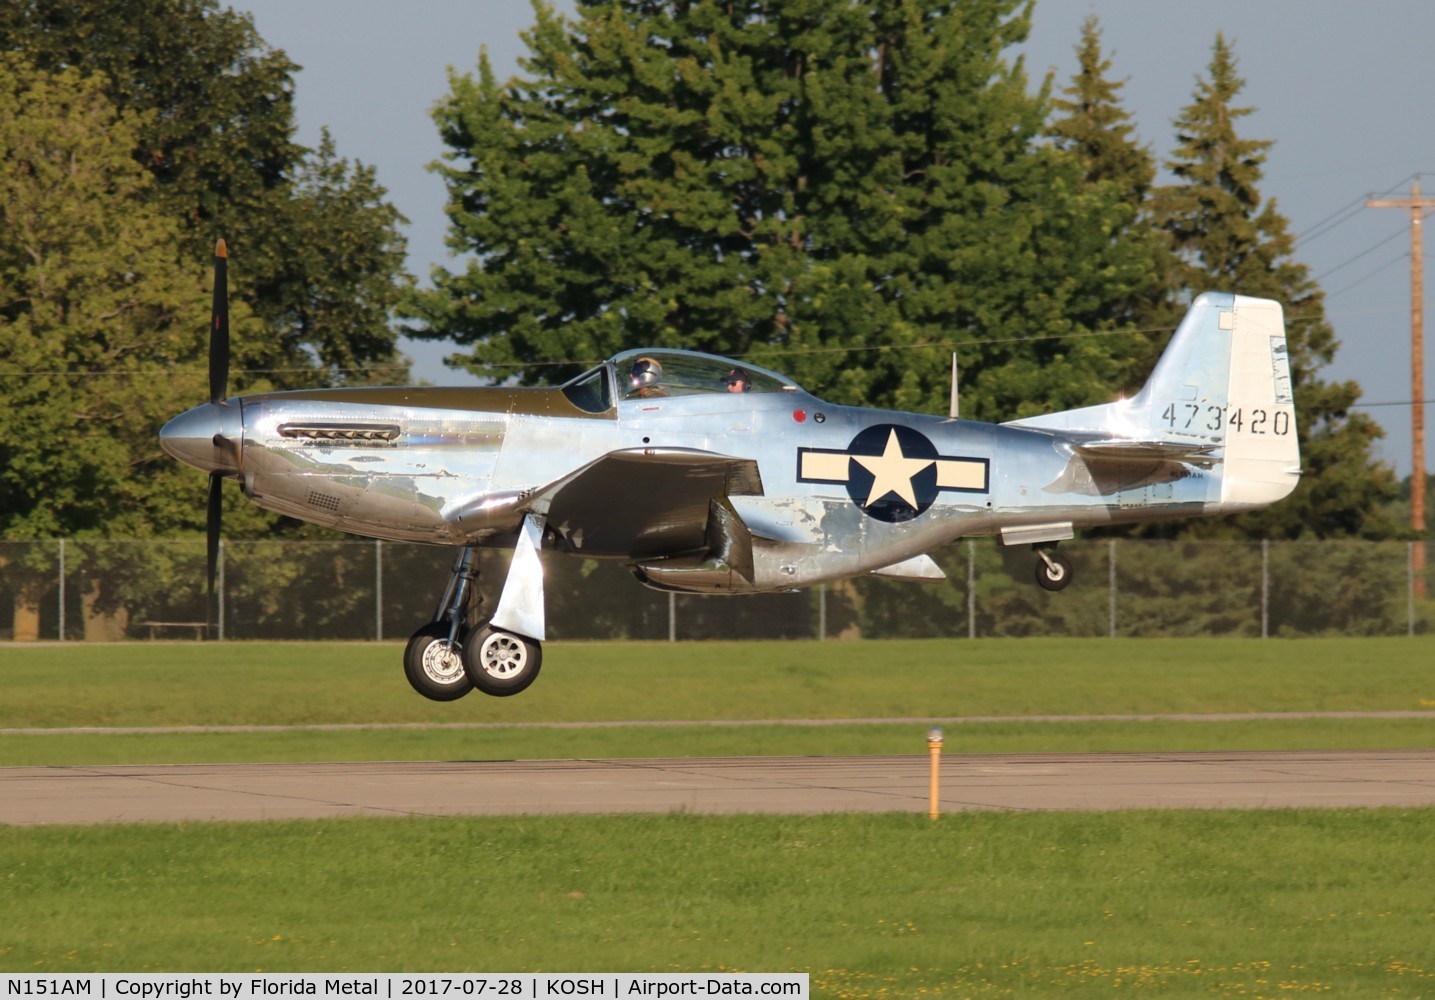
[161,243,1299,699]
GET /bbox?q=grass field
[4,637,1434,994]
[8,717,1435,767]
[8,637,1435,728]
[4,810,1433,994]
[4,637,1434,764]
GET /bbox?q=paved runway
[4,750,1435,825]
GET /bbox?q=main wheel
[463,625,542,697]
[404,623,473,701]
[1034,550,1074,591]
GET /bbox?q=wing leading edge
[445,447,763,561]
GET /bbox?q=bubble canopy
[561,349,803,412]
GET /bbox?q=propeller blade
[209,239,229,405]
[207,471,223,640]
[205,241,230,639]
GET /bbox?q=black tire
[1034,551,1074,592]
[403,623,473,701]
[462,625,542,697]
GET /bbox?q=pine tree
[1046,13,1170,392]
[408,0,1157,422]
[1151,35,1396,538]
[1048,15,1154,196]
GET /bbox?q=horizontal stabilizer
[1073,440,1220,463]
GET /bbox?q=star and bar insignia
[797,424,989,523]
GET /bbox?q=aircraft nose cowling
[160,401,243,474]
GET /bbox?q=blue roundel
[845,424,940,523]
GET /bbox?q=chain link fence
[1,538,1430,642]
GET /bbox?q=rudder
[1213,295,1300,509]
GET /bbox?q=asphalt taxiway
[4,750,1435,825]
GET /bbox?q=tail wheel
[403,623,473,701]
[1034,550,1074,592]
[463,626,542,697]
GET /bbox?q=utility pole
[1368,180,1434,596]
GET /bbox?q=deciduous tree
[0,58,250,538]
[1,0,411,390]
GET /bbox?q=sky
[234,0,1435,480]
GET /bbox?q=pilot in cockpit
[723,367,751,393]
[628,357,666,398]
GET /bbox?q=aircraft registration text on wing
[161,243,1300,699]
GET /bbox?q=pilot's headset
[630,357,663,390]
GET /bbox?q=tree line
[0,0,1415,552]
[1,0,408,544]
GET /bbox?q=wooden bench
[135,621,207,640]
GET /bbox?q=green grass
[5,637,1435,726]
[5,717,1435,766]
[4,637,1433,764]
[3,810,1433,995]
[5,638,1435,994]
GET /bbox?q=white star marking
[852,429,934,509]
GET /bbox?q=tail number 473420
[1162,403,1292,436]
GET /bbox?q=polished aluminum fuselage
[215,376,1208,593]
[160,294,1299,599]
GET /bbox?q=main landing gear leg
[1034,544,1074,592]
[463,513,546,698]
[403,546,481,701]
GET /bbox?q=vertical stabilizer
[1005,292,1300,510]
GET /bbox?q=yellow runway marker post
[927,726,943,820]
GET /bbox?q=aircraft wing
[532,448,764,560]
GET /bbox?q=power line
[1324,251,1409,300]
[4,309,1364,382]
[0,324,1180,381]
[1312,226,1408,282]
[1297,196,1381,249]
[1296,172,1417,249]
[0,364,414,379]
